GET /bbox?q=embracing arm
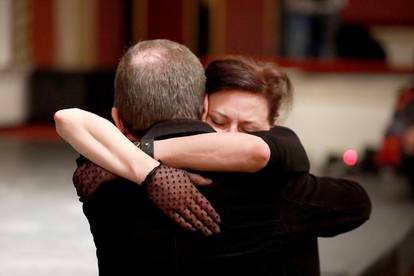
[54,108,270,177]
[56,109,221,235]
[253,127,370,236]
[252,127,311,174]
[154,133,270,172]
[280,174,372,237]
[54,108,159,184]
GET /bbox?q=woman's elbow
[350,181,372,222]
[357,189,372,223]
[336,184,372,235]
[246,140,271,172]
[54,108,80,137]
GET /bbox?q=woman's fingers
[166,211,197,232]
[188,200,221,234]
[194,193,221,224]
[179,208,214,236]
[186,172,212,186]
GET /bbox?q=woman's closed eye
[210,116,226,126]
[212,120,225,126]
[242,127,259,133]
[239,125,260,133]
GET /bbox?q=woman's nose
[228,124,238,133]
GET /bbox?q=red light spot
[343,149,358,166]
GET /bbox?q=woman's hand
[143,164,221,236]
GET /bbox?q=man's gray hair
[114,39,206,135]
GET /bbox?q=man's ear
[112,107,138,140]
[201,95,209,121]
[111,107,127,134]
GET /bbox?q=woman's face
[204,90,272,133]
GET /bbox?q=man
[55,39,371,275]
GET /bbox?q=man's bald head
[114,39,206,136]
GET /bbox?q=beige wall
[371,26,414,68]
[282,71,413,172]
[0,0,12,68]
[0,71,29,126]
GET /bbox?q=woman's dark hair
[205,56,292,124]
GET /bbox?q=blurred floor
[319,173,414,276]
[0,138,96,276]
[1,134,414,276]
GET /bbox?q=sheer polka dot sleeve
[143,164,221,236]
[72,161,118,201]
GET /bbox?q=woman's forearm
[54,108,159,184]
[155,133,270,172]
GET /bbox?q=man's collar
[141,119,215,140]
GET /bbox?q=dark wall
[29,70,115,123]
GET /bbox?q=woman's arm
[154,132,270,172]
[54,108,159,184]
[54,109,270,179]
[281,174,371,237]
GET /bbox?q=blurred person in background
[376,84,414,195]
[335,23,386,60]
[282,0,347,58]
[56,44,371,275]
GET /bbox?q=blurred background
[0,0,414,275]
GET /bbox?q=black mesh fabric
[143,164,221,236]
[73,161,117,201]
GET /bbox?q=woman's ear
[201,95,209,121]
[111,107,127,133]
[271,112,279,127]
